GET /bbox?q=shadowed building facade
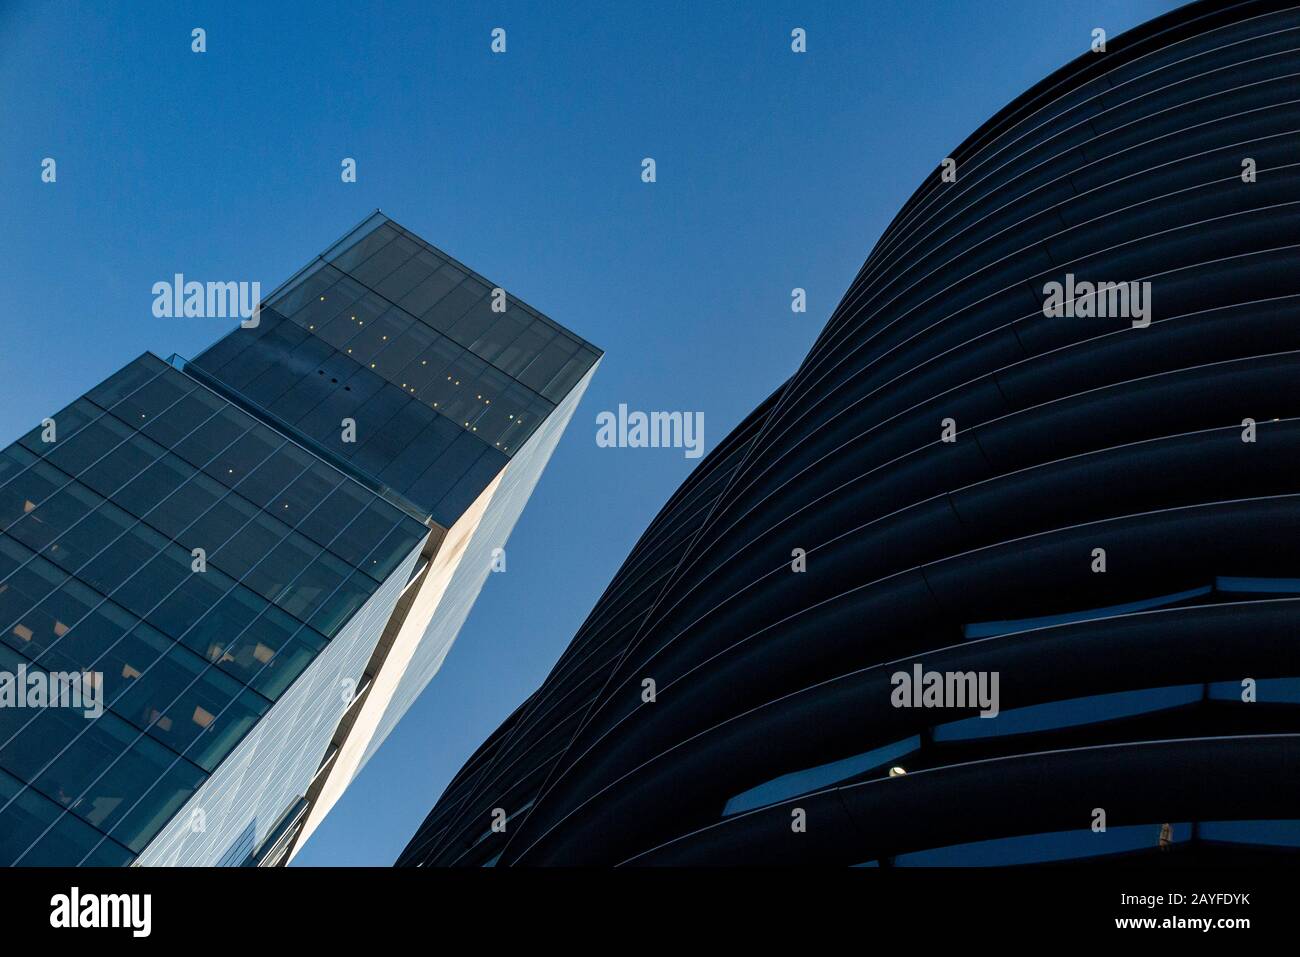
[0,212,599,865]
[400,0,1300,866]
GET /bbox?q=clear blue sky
[0,0,1176,865]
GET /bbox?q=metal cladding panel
[401,0,1300,867]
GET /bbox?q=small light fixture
[889,766,907,777]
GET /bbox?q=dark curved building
[401,0,1300,866]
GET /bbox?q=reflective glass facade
[192,212,600,527]
[0,354,426,864]
[1,213,599,865]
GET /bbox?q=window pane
[178,490,258,558]
[47,499,134,575]
[143,564,232,640]
[108,369,195,426]
[85,357,165,409]
[247,629,322,700]
[114,452,196,519]
[0,678,88,785]
[17,399,100,458]
[6,479,100,555]
[276,549,349,621]
[18,806,122,866]
[298,481,368,547]
[0,558,67,650]
[178,587,261,665]
[423,277,485,334]
[308,571,375,638]
[43,609,162,706]
[215,603,310,690]
[206,425,283,489]
[182,685,267,772]
[141,386,224,449]
[104,741,206,852]
[244,531,318,606]
[44,414,133,478]
[174,406,252,467]
[0,769,66,865]
[212,511,288,581]
[144,471,227,539]
[111,543,190,618]
[79,432,165,499]
[0,445,39,490]
[24,704,121,804]
[0,460,68,528]
[16,576,101,658]
[233,443,312,509]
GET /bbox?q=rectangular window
[18,399,100,458]
[85,356,166,410]
[275,548,349,622]
[0,557,68,650]
[44,414,134,479]
[79,523,168,598]
[6,479,101,555]
[103,740,207,853]
[0,768,75,865]
[0,460,70,528]
[308,570,375,639]
[232,443,313,509]
[78,432,166,500]
[211,511,289,581]
[176,490,258,558]
[114,452,197,520]
[18,576,101,659]
[174,406,253,467]
[246,628,323,700]
[40,607,160,706]
[0,446,39,491]
[177,587,262,665]
[243,530,319,607]
[22,811,134,866]
[140,386,224,449]
[144,470,227,539]
[108,369,196,426]
[45,497,134,575]
[143,563,233,641]
[218,604,321,697]
[111,542,191,619]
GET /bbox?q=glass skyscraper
[0,212,600,866]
